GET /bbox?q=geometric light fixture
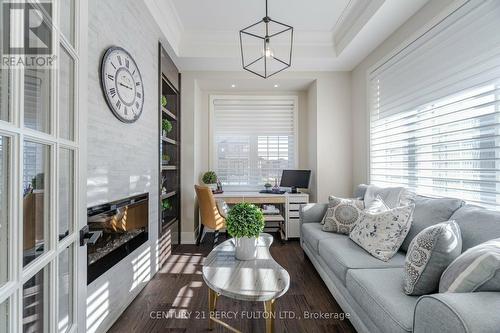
[239,0,294,78]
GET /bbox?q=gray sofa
[299,187,500,333]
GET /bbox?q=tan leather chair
[194,185,226,246]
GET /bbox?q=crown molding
[144,0,184,54]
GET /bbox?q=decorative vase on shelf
[226,203,265,261]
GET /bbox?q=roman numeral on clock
[136,92,141,99]
[116,100,121,109]
[107,74,114,81]
[109,87,116,98]
[125,59,130,68]
[135,82,140,86]
[117,55,122,66]
[135,101,140,109]
[124,107,128,115]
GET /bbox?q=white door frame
[0,0,87,332]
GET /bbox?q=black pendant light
[239,0,293,78]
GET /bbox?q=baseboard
[181,231,196,244]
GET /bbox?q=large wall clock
[100,46,144,123]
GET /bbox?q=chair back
[195,185,225,230]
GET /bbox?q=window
[211,96,297,189]
[369,1,500,209]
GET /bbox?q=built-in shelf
[161,191,177,199]
[159,42,181,245]
[162,107,177,120]
[162,137,177,145]
[264,215,285,222]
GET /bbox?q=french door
[0,0,87,332]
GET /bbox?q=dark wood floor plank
[109,234,355,333]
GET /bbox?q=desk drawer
[287,217,300,238]
[288,196,308,204]
[288,211,300,218]
[289,203,302,211]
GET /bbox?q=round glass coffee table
[202,233,290,333]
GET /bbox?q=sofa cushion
[301,222,345,253]
[403,221,462,295]
[349,204,415,261]
[439,237,500,293]
[321,196,365,234]
[318,236,406,284]
[347,268,418,333]
[354,184,368,199]
[401,195,464,252]
[450,205,500,252]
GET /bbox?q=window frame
[209,94,299,191]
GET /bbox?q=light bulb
[264,39,274,58]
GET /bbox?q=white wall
[181,71,352,242]
[86,0,173,332]
[351,0,455,188]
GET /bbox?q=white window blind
[369,0,500,209]
[211,97,297,188]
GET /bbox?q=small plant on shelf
[162,119,173,136]
[264,182,272,190]
[162,199,172,211]
[161,95,167,107]
[162,153,171,165]
[202,171,218,191]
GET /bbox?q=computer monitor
[280,170,311,193]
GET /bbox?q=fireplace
[86,193,149,284]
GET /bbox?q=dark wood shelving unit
[159,43,181,247]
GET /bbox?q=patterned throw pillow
[403,221,462,295]
[439,238,500,293]
[349,204,415,261]
[321,196,364,234]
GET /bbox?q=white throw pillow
[321,196,364,235]
[349,204,415,261]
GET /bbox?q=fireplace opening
[87,193,149,284]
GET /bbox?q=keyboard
[259,190,287,194]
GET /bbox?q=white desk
[214,191,309,239]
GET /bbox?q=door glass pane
[58,247,73,333]
[23,267,49,333]
[23,142,50,266]
[0,298,8,333]
[60,0,75,46]
[59,46,75,140]
[58,149,73,240]
[0,137,9,286]
[24,69,51,133]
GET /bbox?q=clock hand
[118,82,133,90]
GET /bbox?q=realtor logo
[2,1,55,68]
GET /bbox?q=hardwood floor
[109,233,355,333]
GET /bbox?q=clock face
[100,47,144,123]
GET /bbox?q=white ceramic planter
[206,183,217,191]
[235,236,258,260]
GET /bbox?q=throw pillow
[321,196,364,234]
[439,238,500,293]
[364,185,416,209]
[349,204,415,261]
[403,220,462,295]
[365,195,390,214]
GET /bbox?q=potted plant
[202,171,218,191]
[161,95,167,108]
[226,203,265,260]
[162,153,170,165]
[264,182,272,191]
[162,119,172,137]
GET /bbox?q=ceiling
[145,0,430,72]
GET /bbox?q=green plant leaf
[226,203,265,238]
